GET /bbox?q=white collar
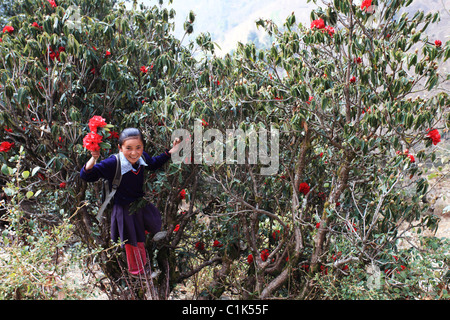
[118,152,147,175]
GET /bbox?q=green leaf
[1,164,10,176]
[26,191,34,199]
[22,171,30,179]
[31,166,41,176]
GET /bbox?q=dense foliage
[0,0,449,299]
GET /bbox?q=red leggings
[125,242,147,275]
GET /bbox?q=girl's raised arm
[85,150,100,171]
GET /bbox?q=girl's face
[118,137,144,165]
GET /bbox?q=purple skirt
[110,202,162,247]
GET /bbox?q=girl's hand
[85,150,100,171]
[91,150,100,160]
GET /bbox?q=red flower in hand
[88,115,107,133]
[83,132,102,152]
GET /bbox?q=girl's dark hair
[118,128,146,147]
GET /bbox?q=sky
[129,0,450,57]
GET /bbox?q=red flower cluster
[396,149,416,163]
[83,131,102,152]
[272,230,280,241]
[311,18,325,30]
[435,39,442,47]
[298,182,310,196]
[361,0,372,11]
[212,240,223,248]
[260,249,270,262]
[0,141,14,152]
[179,189,186,199]
[426,129,441,145]
[32,22,43,30]
[2,26,14,33]
[82,115,108,152]
[47,0,57,8]
[324,25,335,37]
[310,18,334,37]
[47,46,65,61]
[195,241,205,251]
[140,64,154,74]
[88,115,107,133]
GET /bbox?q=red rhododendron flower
[247,254,253,264]
[108,130,119,139]
[0,141,14,152]
[272,230,280,240]
[350,76,356,83]
[47,0,57,8]
[105,50,111,57]
[213,240,223,248]
[140,65,149,73]
[2,26,14,33]
[426,129,441,145]
[298,182,310,195]
[325,25,335,37]
[179,189,186,199]
[361,0,372,11]
[83,132,102,152]
[173,224,180,232]
[260,249,270,262]
[88,115,107,133]
[32,22,43,30]
[435,40,442,47]
[407,154,415,163]
[59,182,66,188]
[310,18,325,30]
[195,241,205,251]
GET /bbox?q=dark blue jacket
[80,150,170,205]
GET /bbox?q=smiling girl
[80,128,180,277]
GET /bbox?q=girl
[80,128,180,277]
